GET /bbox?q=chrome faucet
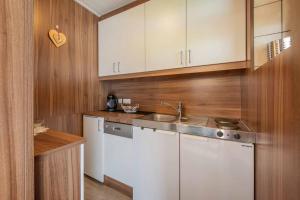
[161,101,183,121]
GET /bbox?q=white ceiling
[75,0,136,17]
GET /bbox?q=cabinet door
[133,127,179,200]
[99,4,145,76]
[187,0,246,67]
[145,0,186,71]
[99,19,119,76]
[117,4,145,74]
[180,134,254,200]
[83,116,104,182]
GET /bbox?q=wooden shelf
[99,61,248,81]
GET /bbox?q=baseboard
[104,175,133,198]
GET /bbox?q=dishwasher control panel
[104,122,133,139]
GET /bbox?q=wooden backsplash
[106,70,243,119]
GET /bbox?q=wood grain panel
[241,0,300,199]
[35,145,81,200]
[34,0,100,136]
[0,0,34,199]
[107,71,242,118]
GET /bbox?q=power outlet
[123,99,131,104]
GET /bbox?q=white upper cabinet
[99,4,145,77]
[186,0,246,67]
[145,0,186,71]
[99,19,118,76]
[98,0,247,76]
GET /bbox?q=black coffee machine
[106,94,118,112]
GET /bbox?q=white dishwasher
[180,134,254,200]
[104,122,134,186]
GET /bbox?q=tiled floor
[85,176,132,200]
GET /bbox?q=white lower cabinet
[180,134,254,200]
[133,127,180,200]
[83,116,104,182]
[132,128,254,200]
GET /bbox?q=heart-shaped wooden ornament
[49,29,67,47]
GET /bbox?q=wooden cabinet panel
[242,1,300,199]
[0,0,34,199]
[35,145,82,200]
[187,0,246,67]
[145,0,186,71]
[99,4,145,76]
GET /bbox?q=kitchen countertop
[34,130,85,157]
[133,114,256,143]
[84,110,151,125]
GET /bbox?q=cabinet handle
[98,120,101,132]
[150,129,177,135]
[117,62,120,72]
[113,127,121,131]
[188,50,191,64]
[113,62,116,73]
[180,51,183,65]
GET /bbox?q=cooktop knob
[217,131,224,137]
[234,134,241,140]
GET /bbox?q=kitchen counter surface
[133,114,256,143]
[84,110,151,125]
[34,130,85,157]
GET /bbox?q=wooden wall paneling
[108,71,243,119]
[35,145,81,200]
[34,0,100,136]
[0,0,34,199]
[242,0,300,199]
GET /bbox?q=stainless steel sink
[151,114,177,122]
